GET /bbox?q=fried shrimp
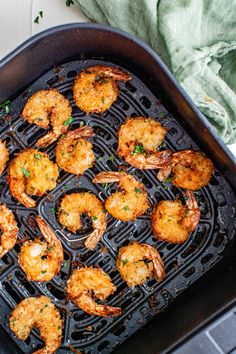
[58,192,106,250]
[92,172,150,221]
[73,65,131,113]
[9,296,62,354]
[56,126,95,175]
[22,88,72,147]
[0,140,9,175]
[9,148,59,208]
[157,150,214,190]
[67,267,121,317]
[0,204,18,258]
[117,242,165,287]
[118,117,172,169]
[19,216,63,281]
[151,190,200,244]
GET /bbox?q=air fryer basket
[0,24,235,354]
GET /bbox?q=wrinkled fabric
[76,0,236,144]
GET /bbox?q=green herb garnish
[34,153,41,160]
[0,99,10,115]
[34,16,39,24]
[95,75,101,81]
[102,183,110,192]
[164,177,172,183]
[80,121,84,127]
[101,96,105,104]
[21,167,30,178]
[121,259,129,266]
[61,134,66,139]
[41,270,47,274]
[39,11,43,18]
[134,187,142,194]
[50,207,56,213]
[48,245,55,252]
[64,116,74,126]
[123,205,129,211]
[133,144,145,154]
[92,216,98,221]
[109,154,115,162]
[85,69,91,74]
[63,260,70,268]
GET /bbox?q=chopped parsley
[101,96,105,104]
[48,245,55,252]
[21,167,30,178]
[41,270,47,274]
[39,11,43,18]
[61,134,66,139]
[121,259,129,266]
[34,153,41,160]
[64,116,74,126]
[63,260,70,268]
[109,154,115,162]
[133,144,145,154]
[44,304,49,308]
[58,325,61,330]
[80,121,85,127]
[66,0,74,6]
[95,75,101,81]
[0,99,10,115]
[164,177,172,183]
[85,69,91,74]
[134,187,142,194]
[34,16,39,24]
[36,117,43,122]
[123,205,130,211]
[50,207,56,213]
[92,216,97,221]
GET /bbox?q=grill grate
[0,59,235,354]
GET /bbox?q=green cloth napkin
[75,0,236,144]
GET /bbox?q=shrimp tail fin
[93,171,123,184]
[157,163,172,182]
[95,65,131,81]
[85,229,102,250]
[146,150,172,168]
[36,216,57,243]
[66,126,95,140]
[36,130,61,148]
[76,293,121,317]
[184,190,201,232]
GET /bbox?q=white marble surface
[0,0,235,156]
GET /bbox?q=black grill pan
[0,24,235,354]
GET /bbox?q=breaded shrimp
[58,192,106,250]
[9,148,59,208]
[117,242,165,287]
[157,150,214,190]
[67,267,121,317]
[0,204,18,258]
[19,216,63,282]
[118,117,172,169]
[22,88,72,147]
[92,172,150,221]
[56,126,95,175]
[151,190,200,243]
[0,140,9,175]
[73,65,131,114]
[9,296,62,354]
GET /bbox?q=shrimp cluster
[73,65,131,113]
[19,216,63,281]
[0,140,9,176]
[67,267,121,317]
[9,148,59,208]
[58,192,107,250]
[157,150,214,190]
[151,190,200,243]
[0,204,18,258]
[117,242,165,287]
[118,117,172,169]
[9,296,62,354]
[56,126,95,175]
[22,88,72,147]
[93,171,150,221]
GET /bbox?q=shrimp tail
[157,163,172,182]
[93,171,123,184]
[9,178,36,208]
[85,229,103,250]
[184,190,201,232]
[36,216,58,243]
[95,65,131,81]
[65,126,95,140]
[76,293,121,317]
[142,244,165,282]
[36,130,61,148]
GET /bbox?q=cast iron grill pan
[0,59,235,354]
